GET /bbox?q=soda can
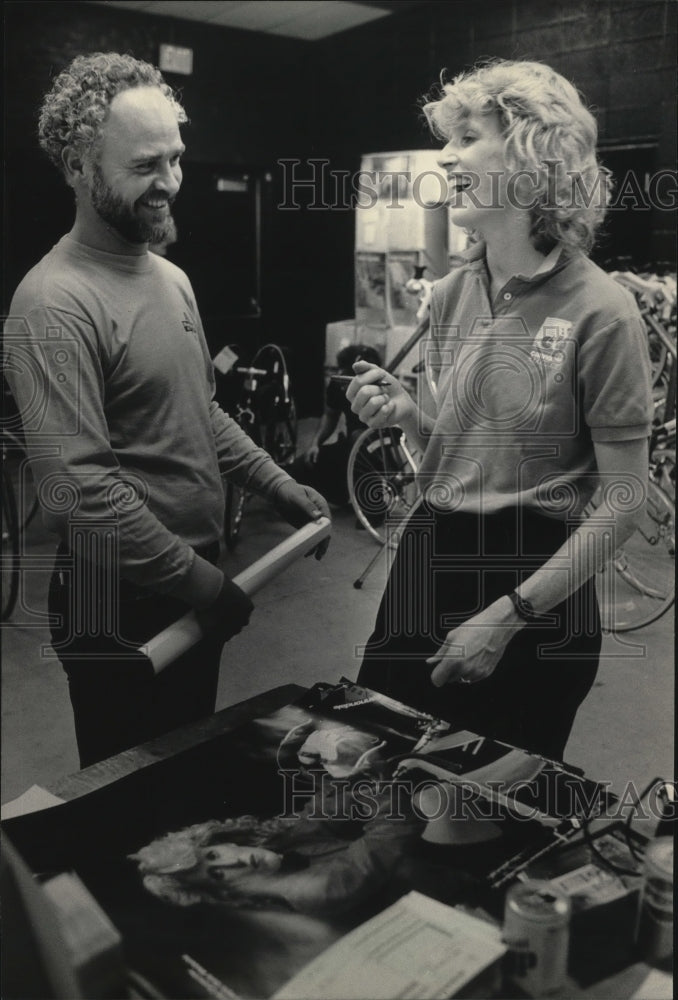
[503,879,571,996]
[636,837,673,969]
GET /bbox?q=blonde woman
[348,60,652,761]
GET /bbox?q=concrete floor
[1,420,674,808]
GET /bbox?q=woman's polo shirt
[417,244,653,519]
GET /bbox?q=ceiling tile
[209,1,324,29]
[268,2,388,40]
[90,1,392,39]
[97,1,158,9]
[134,1,247,21]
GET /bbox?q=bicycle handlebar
[234,366,268,377]
[612,271,677,311]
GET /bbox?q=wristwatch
[508,590,547,623]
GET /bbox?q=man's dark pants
[49,543,224,768]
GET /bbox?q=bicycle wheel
[263,395,297,467]
[2,463,20,621]
[252,343,288,382]
[347,427,419,544]
[596,479,675,632]
[224,480,247,550]
[252,344,297,465]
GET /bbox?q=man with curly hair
[4,52,330,767]
[348,60,653,761]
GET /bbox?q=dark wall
[311,0,677,286]
[3,0,327,410]
[4,0,676,415]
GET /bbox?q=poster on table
[3,682,614,999]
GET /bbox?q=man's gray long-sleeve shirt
[5,235,291,600]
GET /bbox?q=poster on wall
[355,252,387,328]
[386,250,421,328]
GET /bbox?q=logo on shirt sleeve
[181,312,197,335]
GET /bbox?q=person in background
[3,52,330,768]
[289,344,381,506]
[347,59,653,761]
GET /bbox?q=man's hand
[346,361,417,430]
[426,598,523,686]
[273,481,331,559]
[196,575,254,645]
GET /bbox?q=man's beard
[90,164,177,246]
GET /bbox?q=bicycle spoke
[612,557,670,600]
[348,428,419,544]
[597,479,675,631]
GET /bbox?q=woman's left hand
[426,598,523,687]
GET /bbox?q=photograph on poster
[4,681,618,999]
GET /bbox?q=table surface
[50,683,306,801]
[46,684,668,1000]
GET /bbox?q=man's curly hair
[38,52,188,174]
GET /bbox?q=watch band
[508,590,547,623]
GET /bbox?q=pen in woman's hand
[329,374,391,387]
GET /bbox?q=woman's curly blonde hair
[38,52,187,174]
[423,59,611,254]
[129,816,287,908]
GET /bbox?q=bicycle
[346,275,434,588]
[611,269,676,414]
[347,272,433,544]
[584,269,675,631]
[591,411,675,633]
[217,343,297,549]
[593,479,674,634]
[347,425,419,544]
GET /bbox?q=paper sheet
[212,345,238,374]
[273,891,505,1000]
[548,861,630,908]
[630,968,673,1000]
[1,784,65,819]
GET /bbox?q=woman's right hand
[346,361,416,429]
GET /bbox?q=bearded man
[4,53,330,767]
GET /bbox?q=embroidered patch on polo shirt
[531,316,573,366]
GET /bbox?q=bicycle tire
[263,395,298,467]
[2,463,20,621]
[596,479,675,632]
[347,426,419,544]
[251,343,298,466]
[252,343,288,378]
[224,480,247,550]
